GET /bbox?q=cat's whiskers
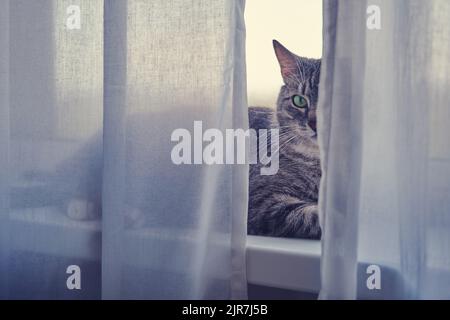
[257,128,293,146]
[266,130,295,148]
[271,134,297,155]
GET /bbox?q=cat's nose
[308,110,317,133]
[308,119,317,133]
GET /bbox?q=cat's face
[273,40,321,136]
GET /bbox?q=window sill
[8,207,322,294]
[246,235,321,294]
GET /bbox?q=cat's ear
[273,40,299,84]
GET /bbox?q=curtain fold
[102,0,248,300]
[319,0,450,299]
[0,0,10,298]
[0,0,248,300]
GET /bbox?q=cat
[247,40,322,240]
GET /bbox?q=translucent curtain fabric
[0,0,103,299]
[0,0,10,298]
[319,0,450,299]
[102,0,248,299]
[0,0,248,299]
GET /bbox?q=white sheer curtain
[102,0,248,299]
[0,0,248,299]
[0,0,103,299]
[0,0,10,298]
[319,0,450,299]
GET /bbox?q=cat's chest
[280,152,320,177]
[278,149,321,194]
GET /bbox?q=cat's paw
[287,203,322,240]
[299,205,321,240]
[67,198,99,221]
[124,205,146,229]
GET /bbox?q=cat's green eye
[292,95,308,109]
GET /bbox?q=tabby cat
[248,40,322,239]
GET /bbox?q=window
[3,0,324,300]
